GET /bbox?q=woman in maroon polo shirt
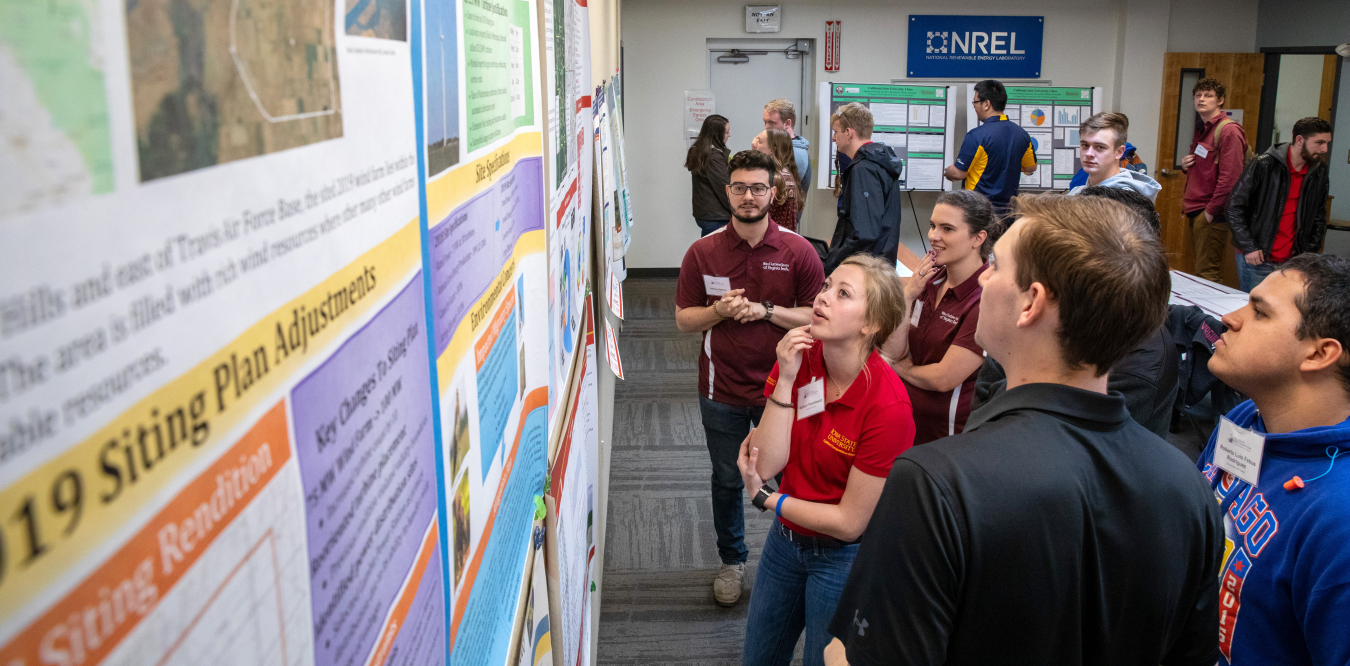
[735,254,915,666]
[882,189,997,444]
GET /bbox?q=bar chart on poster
[966,85,1103,190]
[816,83,957,191]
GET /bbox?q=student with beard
[1226,116,1332,292]
[737,254,914,666]
[675,150,825,606]
[881,190,996,444]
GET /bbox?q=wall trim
[627,268,680,278]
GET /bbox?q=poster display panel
[541,0,595,434]
[0,4,443,666]
[544,307,598,666]
[965,85,1103,190]
[412,0,552,662]
[816,83,956,191]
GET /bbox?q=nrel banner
[907,15,1044,79]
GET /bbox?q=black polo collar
[967,382,1131,433]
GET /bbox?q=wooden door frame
[1256,46,1344,153]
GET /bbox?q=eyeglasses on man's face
[729,183,771,196]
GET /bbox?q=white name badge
[910,301,923,327]
[1194,144,1209,159]
[703,275,731,297]
[1215,416,1266,487]
[797,378,826,420]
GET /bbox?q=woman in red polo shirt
[882,189,997,444]
[735,254,915,666]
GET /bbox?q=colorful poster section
[816,83,957,191]
[546,307,599,666]
[413,0,553,664]
[965,85,1102,190]
[593,80,633,281]
[542,0,595,433]
[0,3,439,663]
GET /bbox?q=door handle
[1159,169,1176,177]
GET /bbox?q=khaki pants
[1189,212,1230,282]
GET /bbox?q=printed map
[126,0,343,181]
[0,0,114,218]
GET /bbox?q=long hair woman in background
[686,114,733,237]
[752,128,801,232]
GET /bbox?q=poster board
[0,0,615,662]
[965,85,1104,191]
[816,82,957,191]
[544,304,599,666]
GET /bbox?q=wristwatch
[761,300,774,321]
[752,484,775,512]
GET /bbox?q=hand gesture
[735,302,766,323]
[776,326,814,382]
[737,429,765,498]
[1181,154,1197,170]
[720,289,751,320]
[905,251,936,304]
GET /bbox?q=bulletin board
[965,85,1104,191]
[817,83,958,191]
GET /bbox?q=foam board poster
[964,85,1103,190]
[1,0,598,663]
[816,82,957,192]
[544,306,598,666]
[542,0,595,435]
[0,1,442,665]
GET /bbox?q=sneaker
[713,563,746,606]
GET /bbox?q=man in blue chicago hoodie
[822,102,909,275]
[1197,252,1350,665]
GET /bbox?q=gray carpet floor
[596,277,1213,665]
[598,278,789,665]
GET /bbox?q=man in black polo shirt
[825,195,1224,666]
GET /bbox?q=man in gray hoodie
[1068,112,1161,201]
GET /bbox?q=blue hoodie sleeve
[1297,518,1350,665]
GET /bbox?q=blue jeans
[699,395,762,565]
[1236,252,1277,293]
[696,218,729,236]
[744,522,859,666]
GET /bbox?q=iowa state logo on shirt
[824,429,858,456]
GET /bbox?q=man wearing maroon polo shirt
[675,150,825,606]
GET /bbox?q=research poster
[0,3,442,666]
[545,307,598,666]
[541,0,595,433]
[816,83,956,192]
[593,82,629,280]
[965,85,1102,190]
[412,0,552,662]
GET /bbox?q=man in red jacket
[1180,77,1247,283]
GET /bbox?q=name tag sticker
[703,275,731,297]
[910,301,923,327]
[797,378,825,420]
[1215,416,1266,486]
[1194,144,1209,159]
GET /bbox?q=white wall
[622,0,1260,268]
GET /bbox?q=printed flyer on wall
[0,2,442,664]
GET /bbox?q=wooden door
[1153,53,1264,287]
